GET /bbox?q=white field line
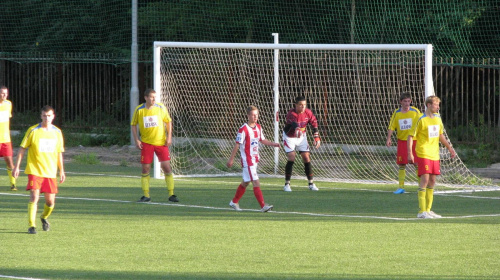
[0,275,47,280]
[4,168,499,193]
[2,192,499,220]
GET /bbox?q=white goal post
[152,41,495,190]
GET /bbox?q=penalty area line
[2,192,499,220]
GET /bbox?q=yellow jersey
[0,100,13,143]
[131,102,172,146]
[20,123,65,178]
[388,106,421,141]
[411,113,443,161]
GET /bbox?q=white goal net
[153,41,496,191]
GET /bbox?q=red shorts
[26,175,58,194]
[397,139,417,165]
[0,142,13,157]
[417,158,441,176]
[141,142,171,164]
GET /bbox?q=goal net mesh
[157,45,495,190]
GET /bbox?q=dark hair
[0,86,7,91]
[399,92,412,101]
[41,105,54,113]
[144,88,156,97]
[295,96,306,104]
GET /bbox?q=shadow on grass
[0,268,495,280]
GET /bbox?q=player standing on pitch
[408,96,455,219]
[386,92,422,194]
[12,105,65,234]
[131,88,178,203]
[0,86,17,191]
[282,96,320,192]
[227,105,280,212]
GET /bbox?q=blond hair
[247,105,258,114]
[425,96,441,106]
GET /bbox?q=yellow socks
[398,166,406,188]
[7,168,15,185]
[141,173,150,197]
[41,204,54,219]
[165,173,174,196]
[416,169,421,185]
[418,188,426,213]
[142,173,174,197]
[28,202,37,227]
[426,188,434,212]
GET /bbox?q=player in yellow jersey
[408,96,455,219]
[131,88,178,203]
[386,93,422,194]
[12,106,65,234]
[0,86,17,191]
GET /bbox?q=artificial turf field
[1,162,499,280]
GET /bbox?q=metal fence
[0,57,498,145]
[0,58,137,132]
[435,58,500,146]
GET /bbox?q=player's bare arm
[439,134,456,159]
[227,143,239,168]
[131,125,142,150]
[165,121,172,147]
[58,152,66,183]
[407,135,414,164]
[386,130,394,147]
[12,147,26,178]
[260,139,280,148]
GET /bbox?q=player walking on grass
[227,106,280,212]
[12,106,65,234]
[408,96,456,219]
[386,93,422,194]
[282,96,320,192]
[0,86,16,191]
[131,88,178,203]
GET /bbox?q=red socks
[232,184,246,203]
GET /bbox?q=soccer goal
[153,41,496,191]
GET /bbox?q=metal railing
[0,57,498,145]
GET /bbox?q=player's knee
[428,176,436,185]
[141,165,151,174]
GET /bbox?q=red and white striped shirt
[235,123,265,167]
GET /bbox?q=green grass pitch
[1,162,499,280]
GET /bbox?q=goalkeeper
[386,93,422,194]
[131,88,178,203]
[282,96,320,192]
[408,96,455,219]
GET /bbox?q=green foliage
[457,143,500,168]
[62,131,129,148]
[73,152,100,165]
[1,0,499,60]
[119,159,129,167]
[447,115,500,167]
[440,171,493,186]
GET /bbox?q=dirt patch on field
[63,145,142,168]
